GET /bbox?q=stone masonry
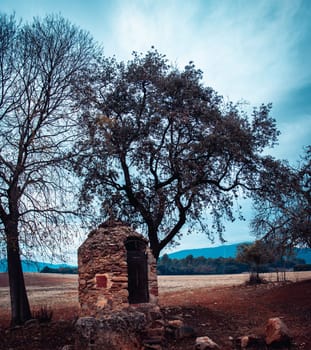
[76,221,164,349]
[78,220,159,317]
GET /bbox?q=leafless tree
[0,13,99,326]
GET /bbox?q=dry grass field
[158,271,311,291]
[1,271,311,349]
[1,271,310,313]
[0,271,310,314]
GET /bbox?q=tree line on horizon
[0,12,309,326]
[157,253,306,276]
[40,266,78,274]
[37,253,306,276]
[158,240,311,278]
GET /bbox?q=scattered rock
[154,319,165,327]
[195,336,220,349]
[24,318,39,327]
[143,337,163,349]
[148,327,165,337]
[144,344,162,350]
[239,335,264,348]
[75,316,97,339]
[167,319,183,328]
[166,318,183,339]
[240,335,249,348]
[265,317,291,346]
[61,346,74,350]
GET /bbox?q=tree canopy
[252,146,311,249]
[236,240,275,283]
[157,252,304,275]
[74,49,280,259]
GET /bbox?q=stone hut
[78,220,159,317]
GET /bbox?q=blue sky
[1,0,310,254]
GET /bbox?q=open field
[158,271,311,291]
[1,272,311,349]
[0,271,310,317]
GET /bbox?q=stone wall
[78,221,159,317]
[75,312,146,350]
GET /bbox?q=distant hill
[167,243,247,260]
[0,259,77,273]
[0,244,310,273]
[167,243,311,263]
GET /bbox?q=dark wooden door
[127,250,149,304]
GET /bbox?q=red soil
[0,275,310,349]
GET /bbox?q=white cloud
[3,0,310,106]
[108,0,311,107]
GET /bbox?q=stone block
[195,336,220,349]
[167,319,183,328]
[111,275,128,282]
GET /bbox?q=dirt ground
[160,279,311,349]
[0,273,310,349]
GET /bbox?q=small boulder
[167,319,183,328]
[265,317,291,346]
[195,336,220,349]
[241,335,250,348]
[239,335,264,348]
[61,346,74,350]
[166,319,183,337]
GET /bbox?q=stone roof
[79,220,148,255]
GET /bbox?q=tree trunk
[148,229,161,261]
[6,220,32,326]
[150,242,160,261]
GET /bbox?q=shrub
[32,305,53,323]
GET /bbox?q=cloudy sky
[1,0,310,254]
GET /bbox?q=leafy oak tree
[74,49,280,260]
[0,13,98,326]
[236,240,274,283]
[252,146,311,249]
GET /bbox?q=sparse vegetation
[32,305,53,323]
